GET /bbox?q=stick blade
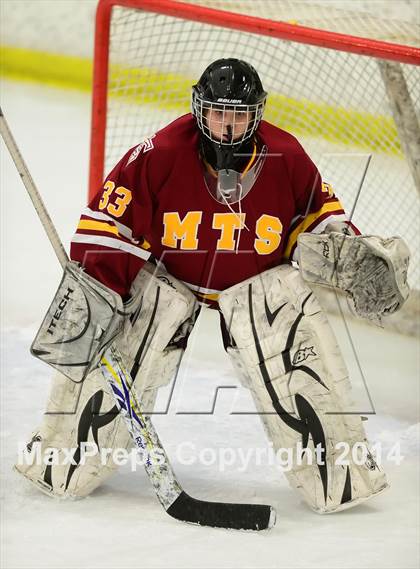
[167,491,276,531]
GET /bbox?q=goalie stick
[0,106,275,531]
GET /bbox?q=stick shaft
[0,107,68,268]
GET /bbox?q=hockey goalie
[16,59,410,514]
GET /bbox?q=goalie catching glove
[297,232,410,318]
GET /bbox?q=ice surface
[1,80,419,569]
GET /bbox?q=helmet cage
[192,92,266,146]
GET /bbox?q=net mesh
[100,1,420,287]
[179,0,420,45]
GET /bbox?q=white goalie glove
[31,261,125,382]
[297,232,410,318]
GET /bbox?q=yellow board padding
[107,64,401,155]
[1,45,402,155]
[0,46,92,92]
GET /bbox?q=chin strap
[200,136,254,172]
[216,145,236,170]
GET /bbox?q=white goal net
[91,0,420,316]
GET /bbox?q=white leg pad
[219,264,388,513]
[15,368,134,498]
[16,263,198,498]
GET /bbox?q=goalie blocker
[31,261,125,382]
[219,264,388,513]
[16,262,198,497]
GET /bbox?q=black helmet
[192,58,267,149]
[192,59,267,203]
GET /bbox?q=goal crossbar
[90,0,420,194]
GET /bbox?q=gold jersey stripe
[78,219,119,236]
[195,290,220,302]
[241,142,257,177]
[284,200,344,258]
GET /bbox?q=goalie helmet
[192,59,267,202]
[192,59,266,162]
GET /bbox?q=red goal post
[89,0,420,304]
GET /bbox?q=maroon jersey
[71,114,357,304]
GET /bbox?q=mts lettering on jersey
[71,115,350,302]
